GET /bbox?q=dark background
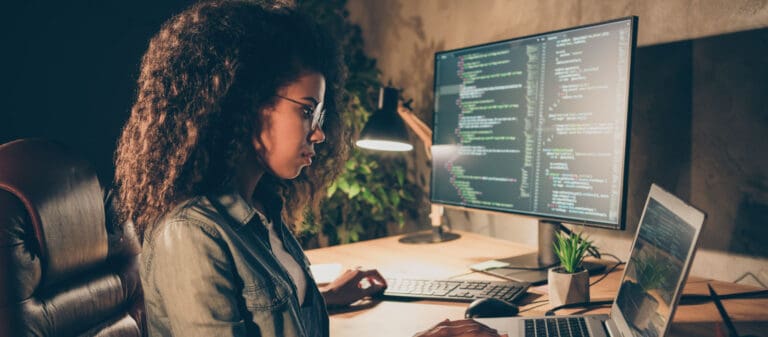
[625,28,768,257]
[1,1,196,186]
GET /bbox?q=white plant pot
[548,267,590,308]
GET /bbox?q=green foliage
[297,0,419,246]
[634,251,672,291]
[317,148,415,245]
[553,231,593,274]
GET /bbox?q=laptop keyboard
[524,317,589,337]
[383,277,529,302]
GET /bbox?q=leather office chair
[0,139,144,337]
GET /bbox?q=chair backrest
[0,138,144,337]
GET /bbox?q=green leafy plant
[296,0,421,247]
[553,231,593,274]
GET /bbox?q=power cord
[678,288,768,304]
[589,253,625,287]
[510,253,623,315]
[486,252,624,275]
[479,223,608,273]
[544,289,768,316]
[518,300,550,314]
[734,272,768,288]
[545,300,613,316]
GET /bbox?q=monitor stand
[399,204,461,244]
[398,225,461,244]
[470,220,606,285]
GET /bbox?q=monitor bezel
[429,16,639,230]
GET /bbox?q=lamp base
[398,227,460,244]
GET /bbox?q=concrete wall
[346,0,768,285]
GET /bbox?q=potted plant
[548,230,593,307]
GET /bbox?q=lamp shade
[356,87,413,152]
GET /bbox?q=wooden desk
[305,230,768,337]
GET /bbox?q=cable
[483,251,625,277]
[523,250,765,318]
[734,272,768,288]
[589,253,625,287]
[600,253,622,262]
[544,289,768,316]
[679,288,768,304]
[545,300,613,316]
[714,289,768,299]
[542,254,623,316]
[589,261,624,286]
[519,301,550,314]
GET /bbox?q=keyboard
[525,317,589,337]
[383,277,529,302]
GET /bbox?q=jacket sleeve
[149,219,246,337]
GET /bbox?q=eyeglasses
[275,95,325,131]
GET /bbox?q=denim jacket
[140,191,329,337]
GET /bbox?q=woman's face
[254,71,327,179]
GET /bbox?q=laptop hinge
[603,319,622,337]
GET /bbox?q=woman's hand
[414,319,508,337]
[320,268,387,307]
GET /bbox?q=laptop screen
[614,190,703,337]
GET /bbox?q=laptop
[479,184,706,337]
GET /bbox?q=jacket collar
[211,190,257,227]
[210,187,284,227]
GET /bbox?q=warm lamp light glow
[355,139,413,152]
[356,87,411,151]
[356,86,459,244]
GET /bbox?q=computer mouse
[464,298,520,318]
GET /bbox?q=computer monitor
[430,17,638,283]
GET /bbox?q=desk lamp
[356,87,460,244]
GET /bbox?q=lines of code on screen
[431,20,633,227]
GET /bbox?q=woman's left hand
[320,268,388,307]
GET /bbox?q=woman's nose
[309,126,326,144]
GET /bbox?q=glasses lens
[276,95,325,130]
[313,102,325,130]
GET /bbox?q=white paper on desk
[309,263,342,286]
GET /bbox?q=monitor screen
[431,17,637,229]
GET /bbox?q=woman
[114,1,504,336]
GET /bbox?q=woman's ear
[250,106,271,152]
[252,138,264,153]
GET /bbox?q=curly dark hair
[114,0,348,241]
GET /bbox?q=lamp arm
[397,104,432,160]
[396,103,444,227]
